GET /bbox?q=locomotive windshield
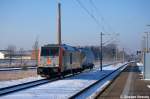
[41,47,59,56]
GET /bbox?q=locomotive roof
[42,44,79,52]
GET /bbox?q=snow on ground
[136,62,144,74]
[136,62,143,67]
[147,85,150,89]
[1,62,127,99]
[0,76,43,89]
[0,63,119,89]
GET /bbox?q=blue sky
[0,0,150,53]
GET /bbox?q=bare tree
[19,48,24,66]
[7,45,16,66]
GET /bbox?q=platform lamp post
[141,36,146,63]
[146,25,150,53]
[144,32,150,53]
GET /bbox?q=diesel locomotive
[37,44,95,78]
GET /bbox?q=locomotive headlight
[56,65,59,67]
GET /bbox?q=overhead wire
[88,0,106,33]
[89,0,116,34]
[75,0,104,32]
[89,0,121,47]
[74,0,119,47]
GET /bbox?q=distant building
[0,50,8,59]
[0,50,32,60]
[0,52,5,59]
[12,50,32,60]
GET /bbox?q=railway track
[0,78,53,96]
[0,66,36,71]
[0,62,128,97]
[0,67,94,96]
[69,62,130,99]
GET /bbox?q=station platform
[97,63,150,99]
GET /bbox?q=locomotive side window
[41,47,59,56]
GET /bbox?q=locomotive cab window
[41,47,59,56]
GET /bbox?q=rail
[0,78,53,96]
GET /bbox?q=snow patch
[136,62,143,66]
[147,85,150,89]
[0,76,43,89]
